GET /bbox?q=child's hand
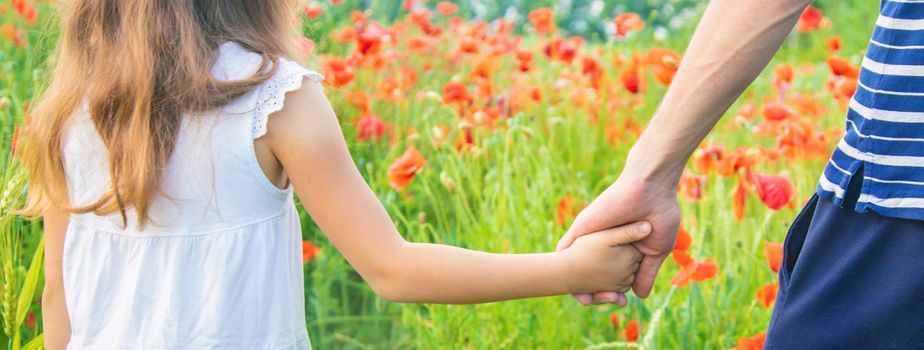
[557,222,650,295]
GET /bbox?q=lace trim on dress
[252,59,325,139]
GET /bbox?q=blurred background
[1,0,875,349]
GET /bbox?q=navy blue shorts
[764,169,924,349]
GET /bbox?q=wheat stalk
[1,248,17,338]
[0,165,27,338]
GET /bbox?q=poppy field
[0,0,877,349]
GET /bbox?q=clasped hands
[555,171,681,306]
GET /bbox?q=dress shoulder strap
[252,58,325,139]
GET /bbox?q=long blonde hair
[19,0,301,227]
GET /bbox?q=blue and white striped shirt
[817,0,924,221]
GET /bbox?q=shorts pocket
[781,194,819,283]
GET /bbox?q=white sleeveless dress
[60,41,321,349]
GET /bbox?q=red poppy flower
[529,87,542,102]
[672,249,694,268]
[733,332,767,350]
[557,38,580,64]
[774,64,794,84]
[323,58,355,88]
[402,0,416,10]
[756,282,779,308]
[834,78,857,101]
[454,127,475,151]
[405,37,426,52]
[356,114,388,141]
[678,172,706,202]
[674,224,692,251]
[762,101,798,121]
[827,56,859,79]
[11,0,36,25]
[556,196,585,226]
[647,47,681,85]
[1,23,27,48]
[459,37,480,54]
[764,241,783,273]
[827,36,842,52]
[302,241,321,264]
[790,94,827,118]
[671,258,719,287]
[436,2,458,16]
[619,56,645,94]
[468,57,496,81]
[609,313,621,331]
[774,64,795,84]
[443,82,474,106]
[387,145,427,191]
[797,6,824,33]
[24,311,35,329]
[753,174,795,210]
[304,5,324,19]
[515,50,533,72]
[692,258,718,281]
[543,37,581,64]
[737,103,758,120]
[733,179,748,221]
[693,146,724,174]
[671,264,696,287]
[472,79,495,105]
[581,56,605,87]
[624,321,640,342]
[614,13,645,38]
[528,7,556,34]
[356,21,388,55]
[330,25,357,43]
[351,10,368,24]
[718,148,758,177]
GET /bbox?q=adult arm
[558,0,816,304]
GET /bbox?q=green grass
[0,1,878,349]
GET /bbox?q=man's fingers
[591,291,623,305]
[616,293,628,307]
[601,222,652,246]
[573,293,593,306]
[631,254,668,298]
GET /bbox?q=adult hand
[556,170,681,305]
[554,0,810,307]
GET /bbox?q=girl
[21,1,648,349]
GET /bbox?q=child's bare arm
[42,206,71,350]
[264,80,649,303]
